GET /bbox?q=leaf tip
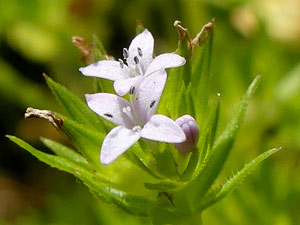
[42,72,49,80]
[5,134,13,140]
[253,74,261,85]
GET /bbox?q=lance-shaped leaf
[44,75,105,132]
[144,180,181,191]
[6,135,109,185]
[173,21,192,87]
[24,107,103,170]
[197,95,220,167]
[90,35,115,94]
[192,28,214,122]
[196,147,281,211]
[7,136,153,216]
[60,115,103,165]
[180,95,220,181]
[158,67,185,118]
[40,137,91,170]
[182,75,261,201]
[83,175,154,216]
[125,147,163,180]
[91,34,107,62]
[184,84,195,117]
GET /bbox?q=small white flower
[85,70,186,165]
[79,29,186,96]
[174,115,199,153]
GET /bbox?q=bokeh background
[0,0,299,224]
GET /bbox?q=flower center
[121,86,144,130]
[120,47,145,77]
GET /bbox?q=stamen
[118,59,124,68]
[150,100,156,108]
[137,47,143,57]
[122,106,132,114]
[104,113,113,118]
[133,55,144,75]
[133,56,139,64]
[129,86,135,95]
[122,106,137,126]
[123,48,129,58]
[132,125,142,132]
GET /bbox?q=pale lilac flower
[79,29,186,96]
[85,70,186,165]
[174,115,199,153]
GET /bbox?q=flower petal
[100,126,140,165]
[79,60,129,80]
[174,115,199,153]
[133,70,167,124]
[146,53,186,75]
[113,76,143,96]
[141,114,186,143]
[85,93,132,127]
[128,29,154,64]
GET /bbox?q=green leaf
[44,75,105,132]
[86,181,154,216]
[180,95,220,181]
[90,35,115,94]
[197,147,281,211]
[40,137,91,170]
[178,41,192,87]
[91,34,107,61]
[182,75,261,201]
[125,149,162,180]
[198,95,220,166]
[58,114,105,170]
[177,83,196,117]
[6,135,109,184]
[184,84,195,117]
[7,135,153,216]
[93,78,115,94]
[158,67,185,119]
[144,181,180,191]
[192,28,214,122]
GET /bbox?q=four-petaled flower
[80,29,186,96]
[85,70,186,165]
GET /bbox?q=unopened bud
[174,115,199,153]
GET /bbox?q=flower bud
[174,115,199,153]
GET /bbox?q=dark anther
[134,56,139,64]
[123,48,129,58]
[118,59,124,68]
[104,113,113,118]
[137,47,143,57]
[129,86,135,95]
[150,100,156,108]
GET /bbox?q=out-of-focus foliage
[0,0,299,224]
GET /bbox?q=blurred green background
[0,0,299,224]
